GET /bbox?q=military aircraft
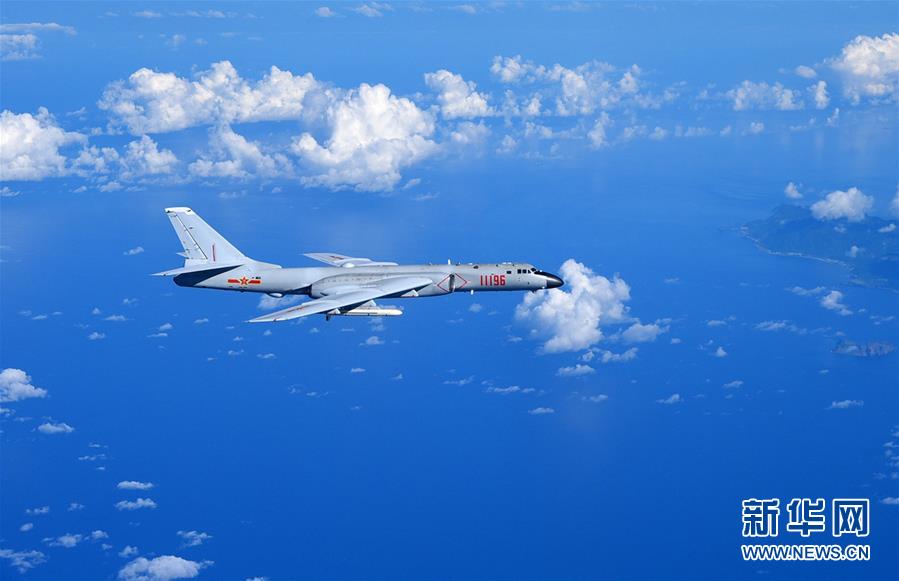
[154,207,564,323]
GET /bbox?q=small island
[742,205,899,291]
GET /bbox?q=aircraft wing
[303,252,398,268]
[247,276,433,323]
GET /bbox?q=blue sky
[1,3,898,580]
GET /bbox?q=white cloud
[20,522,33,532]
[115,498,157,511]
[120,135,178,178]
[0,108,85,180]
[727,81,803,110]
[349,367,365,374]
[723,380,744,389]
[120,546,140,558]
[314,7,339,18]
[0,33,39,61]
[528,407,555,415]
[784,182,802,199]
[810,187,873,222]
[99,61,322,134]
[621,321,666,343]
[747,121,765,134]
[829,33,899,103]
[443,376,473,386]
[713,346,728,358]
[0,22,75,61]
[124,246,145,256]
[594,348,638,363]
[361,336,384,346]
[87,331,106,341]
[257,294,302,310]
[26,506,49,515]
[515,259,630,353]
[177,530,212,547]
[352,3,391,17]
[583,394,609,403]
[0,368,48,403]
[449,121,490,146]
[490,56,650,115]
[0,22,76,35]
[794,65,817,79]
[587,112,611,148]
[190,124,288,179]
[38,421,75,434]
[46,533,82,548]
[556,364,595,377]
[424,69,493,119]
[468,303,482,313]
[882,497,899,505]
[656,393,682,405]
[118,480,154,490]
[828,399,864,410]
[810,80,830,109]
[118,555,210,581]
[91,530,109,540]
[291,83,437,191]
[0,549,45,574]
[820,290,852,316]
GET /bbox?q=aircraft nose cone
[545,273,564,289]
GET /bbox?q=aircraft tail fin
[164,207,248,267]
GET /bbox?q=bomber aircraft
[155,207,564,323]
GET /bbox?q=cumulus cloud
[0,108,85,180]
[516,259,630,353]
[621,321,666,343]
[0,22,75,61]
[118,555,210,581]
[45,533,82,548]
[828,399,864,410]
[810,187,873,222]
[810,80,830,109]
[528,407,555,415]
[424,69,493,119]
[177,530,212,548]
[727,81,803,110]
[189,124,288,179]
[0,33,39,61]
[99,60,322,134]
[115,498,157,511]
[784,182,802,199]
[829,33,899,103]
[117,480,154,490]
[0,549,46,574]
[291,83,437,191]
[587,112,611,148]
[794,65,817,79]
[0,368,47,403]
[556,364,595,377]
[38,421,75,434]
[490,55,652,115]
[820,290,852,316]
[656,393,682,405]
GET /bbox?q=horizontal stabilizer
[152,263,242,277]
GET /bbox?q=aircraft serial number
[480,274,506,286]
